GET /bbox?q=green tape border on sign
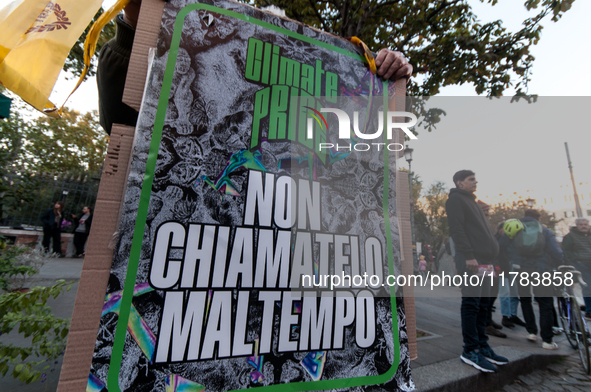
[107,3,400,391]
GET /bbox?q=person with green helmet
[498,210,563,349]
[497,219,527,329]
[503,219,524,240]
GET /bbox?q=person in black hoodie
[40,201,65,255]
[445,170,506,373]
[498,210,563,349]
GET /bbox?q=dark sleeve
[86,214,93,234]
[562,233,577,265]
[446,196,474,260]
[96,16,138,135]
[70,214,80,232]
[544,228,564,267]
[40,209,51,226]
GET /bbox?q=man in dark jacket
[562,218,591,319]
[498,209,563,349]
[446,170,507,373]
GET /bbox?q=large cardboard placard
[87,1,411,391]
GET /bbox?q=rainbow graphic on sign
[304,106,328,139]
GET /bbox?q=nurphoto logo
[306,107,418,152]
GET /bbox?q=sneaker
[480,346,509,365]
[542,342,559,350]
[460,350,498,373]
[527,333,538,341]
[491,320,503,330]
[486,325,507,338]
[509,315,527,327]
[552,326,563,335]
[502,316,515,329]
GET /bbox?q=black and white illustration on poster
[88,1,412,391]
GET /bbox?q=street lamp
[404,145,418,273]
[404,145,414,164]
[526,197,535,209]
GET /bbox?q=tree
[488,201,561,232]
[414,180,450,250]
[28,108,109,173]
[248,0,574,99]
[0,100,41,223]
[1,106,109,174]
[1,100,108,224]
[58,2,575,135]
[0,246,71,384]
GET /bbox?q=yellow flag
[0,0,103,116]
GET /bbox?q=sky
[405,0,591,203]
[46,0,591,206]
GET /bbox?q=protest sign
[84,1,411,390]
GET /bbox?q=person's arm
[446,197,474,259]
[561,233,577,265]
[123,0,141,28]
[446,196,478,273]
[544,228,564,267]
[40,209,50,226]
[86,214,93,234]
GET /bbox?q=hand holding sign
[375,49,413,82]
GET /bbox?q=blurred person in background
[71,206,93,258]
[41,201,65,256]
[562,217,591,320]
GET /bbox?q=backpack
[514,220,545,257]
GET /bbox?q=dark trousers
[517,275,554,343]
[456,251,491,352]
[551,300,559,328]
[42,227,61,254]
[486,276,499,326]
[73,232,88,256]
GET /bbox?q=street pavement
[1,258,588,391]
[412,284,586,391]
[501,354,591,392]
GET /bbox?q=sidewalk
[412,284,581,391]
